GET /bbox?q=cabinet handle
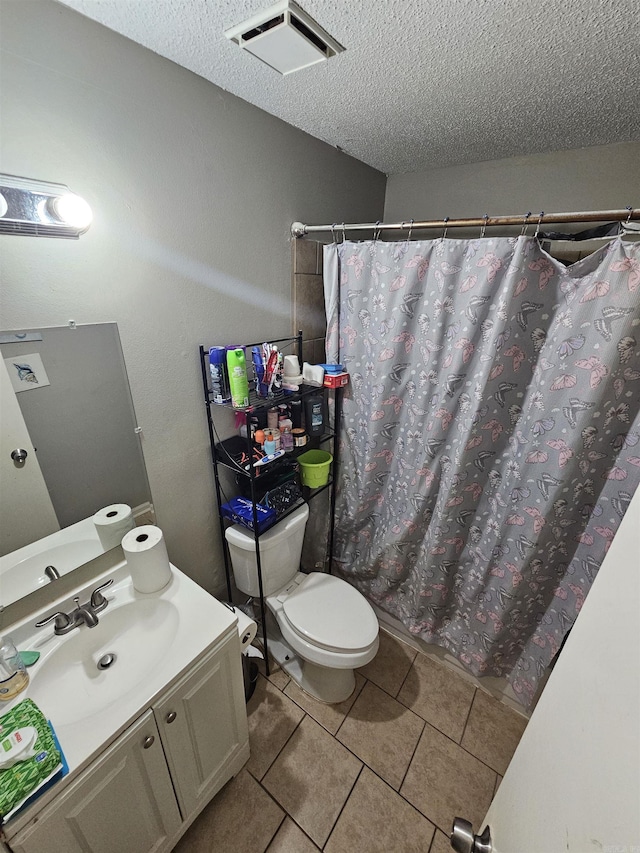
[143,735,155,749]
[165,711,177,724]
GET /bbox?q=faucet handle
[35,611,71,632]
[90,578,114,611]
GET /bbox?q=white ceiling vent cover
[225,0,344,75]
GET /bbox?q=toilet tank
[224,503,309,597]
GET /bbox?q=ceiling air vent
[225,0,344,75]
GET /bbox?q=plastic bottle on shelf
[227,348,250,408]
[304,394,326,437]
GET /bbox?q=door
[0,357,59,555]
[454,488,640,852]
[154,631,250,819]
[10,711,181,853]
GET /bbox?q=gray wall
[385,142,640,224]
[0,0,386,594]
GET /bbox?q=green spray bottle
[226,347,250,408]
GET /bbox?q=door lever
[451,818,492,853]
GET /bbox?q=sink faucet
[44,565,61,582]
[35,579,114,636]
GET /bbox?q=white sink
[4,559,238,776]
[1,540,104,603]
[0,517,106,606]
[28,599,180,726]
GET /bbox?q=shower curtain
[324,235,640,706]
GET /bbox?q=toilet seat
[281,572,379,653]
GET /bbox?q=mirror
[0,323,152,606]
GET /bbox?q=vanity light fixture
[225,0,344,75]
[0,173,93,238]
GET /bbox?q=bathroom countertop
[1,559,238,835]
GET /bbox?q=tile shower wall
[292,239,327,362]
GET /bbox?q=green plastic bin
[297,449,332,488]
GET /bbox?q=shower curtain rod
[291,207,640,238]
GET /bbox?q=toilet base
[298,660,355,704]
[263,622,357,704]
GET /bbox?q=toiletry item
[319,363,345,374]
[323,371,350,388]
[302,362,325,387]
[292,427,307,447]
[263,432,276,455]
[0,726,39,770]
[254,429,266,447]
[19,651,40,667]
[281,427,294,452]
[251,346,268,397]
[278,417,292,432]
[267,408,278,430]
[304,394,326,437]
[253,450,286,467]
[283,354,303,385]
[0,638,29,701]
[227,348,250,408]
[93,504,135,551]
[209,346,231,403]
[291,399,303,428]
[233,607,258,652]
[264,346,279,394]
[121,525,172,594]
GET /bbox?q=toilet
[225,504,379,703]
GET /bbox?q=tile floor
[175,630,528,853]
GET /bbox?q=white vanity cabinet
[6,629,250,853]
[8,711,180,853]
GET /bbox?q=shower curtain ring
[534,211,545,239]
[408,218,414,241]
[442,216,450,240]
[373,220,381,241]
[341,222,347,243]
[481,213,489,238]
[520,211,532,236]
[625,206,633,224]
[331,223,337,243]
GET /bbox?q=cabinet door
[154,632,250,819]
[10,711,181,853]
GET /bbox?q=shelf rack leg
[200,346,233,602]
[328,386,341,574]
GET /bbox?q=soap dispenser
[0,637,29,701]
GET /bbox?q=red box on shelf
[323,372,349,388]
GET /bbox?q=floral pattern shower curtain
[324,235,640,706]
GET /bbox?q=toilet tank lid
[224,502,309,552]
[283,572,379,652]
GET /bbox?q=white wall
[0,0,386,594]
[385,141,640,223]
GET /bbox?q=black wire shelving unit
[198,332,342,675]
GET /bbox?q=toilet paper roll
[93,504,135,551]
[234,608,258,652]
[121,525,172,594]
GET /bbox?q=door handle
[11,448,28,464]
[451,818,492,853]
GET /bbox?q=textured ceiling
[57,0,640,174]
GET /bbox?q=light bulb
[51,193,93,230]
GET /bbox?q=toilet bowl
[224,504,379,703]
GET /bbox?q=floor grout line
[398,717,426,792]
[459,686,477,745]
[321,764,364,850]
